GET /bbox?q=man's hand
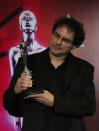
[14,77,32,94]
[24,90,54,107]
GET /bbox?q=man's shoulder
[28,48,48,61]
[27,49,48,68]
[29,48,48,56]
[33,41,46,51]
[71,54,94,69]
[9,45,20,57]
[9,45,20,53]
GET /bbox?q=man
[9,10,46,76]
[3,16,96,131]
[9,10,46,130]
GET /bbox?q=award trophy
[20,37,43,96]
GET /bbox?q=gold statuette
[20,36,43,96]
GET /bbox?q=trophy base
[23,88,43,97]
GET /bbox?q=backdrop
[0,0,99,131]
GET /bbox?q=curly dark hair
[52,16,85,47]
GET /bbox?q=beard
[49,48,68,57]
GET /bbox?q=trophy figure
[20,37,43,96]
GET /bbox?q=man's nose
[26,18,29,22]
[56,38,62,45]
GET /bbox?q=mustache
[53,44,62,50]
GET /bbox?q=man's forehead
[21,12,36,19]
[23,13,32,17]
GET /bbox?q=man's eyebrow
[54,32,60,37]
[62,37,73,43]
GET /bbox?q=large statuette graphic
[20,37,43,97]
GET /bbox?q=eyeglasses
[53,32,73,44]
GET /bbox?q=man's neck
[22,32,35,50]
[23,32,35,43]
[49,51,66,69]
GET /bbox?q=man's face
[49,25,75,57]
[20,13,37,32]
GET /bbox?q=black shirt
[39,51,71,131]
[46,53,69,97]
